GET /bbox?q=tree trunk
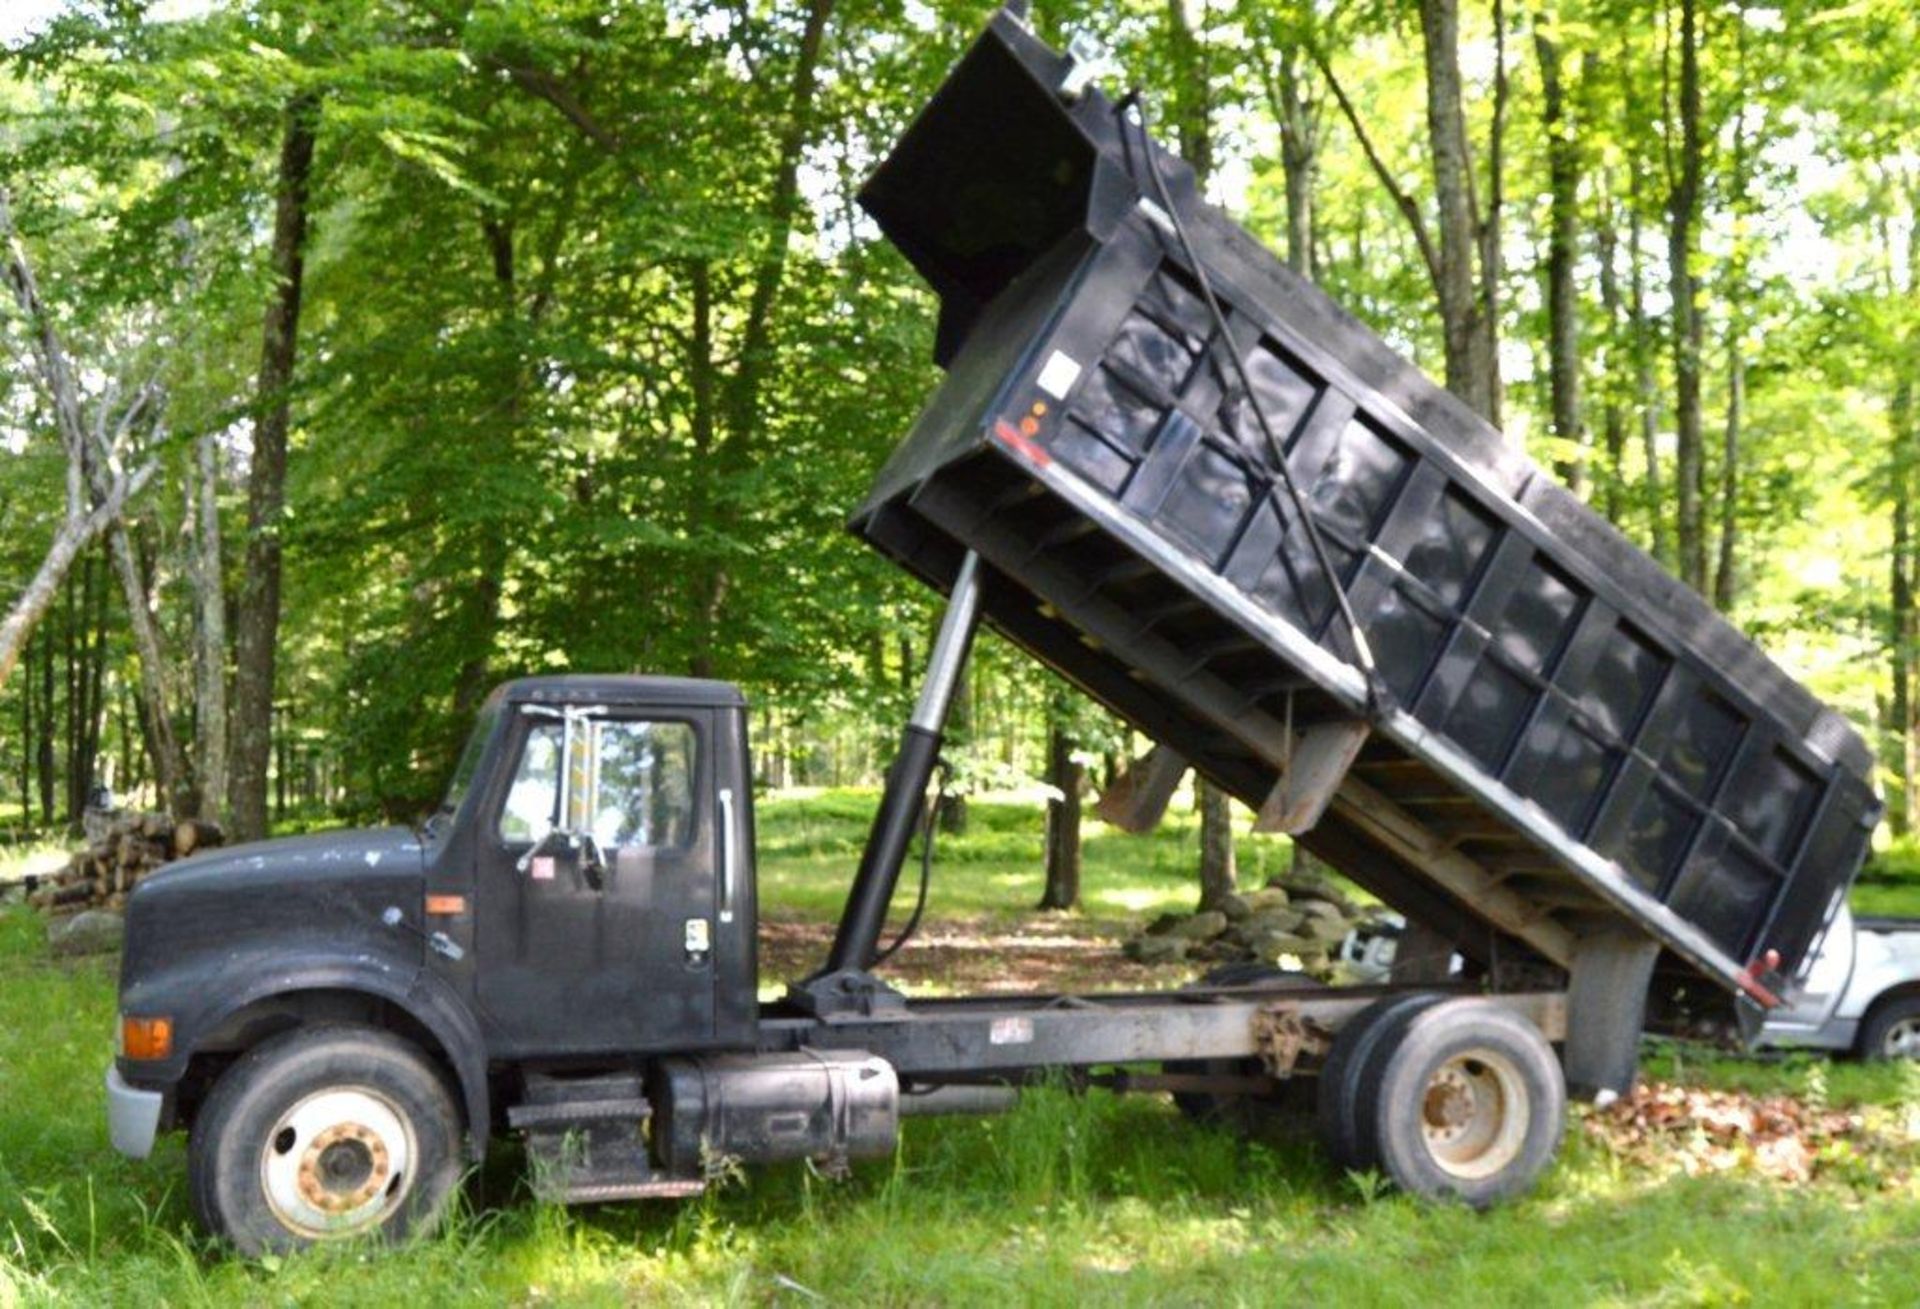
[1165,0,1214,188]
[1419,0,1501,424]
[229,93,319,843]
[1714,340,1744,611]
[693,0,835,677]
[1895,372,1918,835]
[1628,166,1670,566]
[37,631,54,825]
[1667,0,1707,593]
[192,428,228,822]
[1039,702,1083,911]
[103,519,192,815]
[451,216,522,724]
[1255,30,1319,279]
[1594,174,1628,526]
[1537,22,1584,494]
[1712,12,1751,614]
[1197,778,1237,910]
[935,660,970,836]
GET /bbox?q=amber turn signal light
[120,1015,173,1061]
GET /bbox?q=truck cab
[109,676,767,1249]
[421,676,759,1058]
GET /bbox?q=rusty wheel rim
[1418,1048,1528,1181]
[260,1086,416,1240]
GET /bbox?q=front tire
[189,1024,463,1256]
[1857,993,1920,1061]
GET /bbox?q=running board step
[510,1072,705,1205]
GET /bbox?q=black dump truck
[106,11,1877,1253]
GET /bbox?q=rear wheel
[1361,999,1564,1207]
[1857,993,1920,1060]
[1316,991,1448,1172]
[189,1024,463,1256]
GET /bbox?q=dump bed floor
[852,14,1877,1003]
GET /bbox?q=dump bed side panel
[853,15,1877,1001]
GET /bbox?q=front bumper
[105,1066,165,1159]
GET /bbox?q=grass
[752,787,1303,924]
[1,791,1918,1305]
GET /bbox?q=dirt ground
[758,915,1192,994]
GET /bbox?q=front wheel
[188,1024,463,1256]
[1857,993,1920,1061]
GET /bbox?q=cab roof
[494,674,747,710]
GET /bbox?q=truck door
[474,706,719,1055]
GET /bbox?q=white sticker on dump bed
[989,1016,1035,1046]
[1036,351,1082,400]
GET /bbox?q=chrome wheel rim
[260,1086,416,1240]
[1419,1048,1529,1181]
[1883,1016,1920,1059]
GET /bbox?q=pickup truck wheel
[188,1024,462,1256]
[1167,965,1314,1134]
[1363,999,1564,1207]
[1857,994,1920,1060]
[1316,991,1448,1172]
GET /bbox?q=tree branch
[1309,46,1443,291]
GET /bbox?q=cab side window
[499,724,563,842]
[497,718,697,849]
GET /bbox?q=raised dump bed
[850,11,1877,1007]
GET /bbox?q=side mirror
[516,828,608,891]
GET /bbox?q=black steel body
[851,12,1877,1005]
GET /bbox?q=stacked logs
[26,812,224,915]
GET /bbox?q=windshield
[428,703,500,837]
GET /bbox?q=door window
[497,718,698,849]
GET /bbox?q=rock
[1296,898,1348,923]
[1171,910,1230,941]
[1124,934,1190,964]
[1246,887,1291,912]
[1217,892,1253,923]
[1249,931,1326,965]
[1190,938,1243,963]
[1272,872,1358,914]
[1245,907,1307,935]
[1144,912,1186,937]
[48,908,125,958]
[1302,913,1353,944]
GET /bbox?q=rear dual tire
[1318,996,1563,1206]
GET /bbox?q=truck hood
[122,827,428,990]
[140,825,427,895]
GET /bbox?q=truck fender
[190,960,492,1158]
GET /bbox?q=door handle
[718,787,737,924]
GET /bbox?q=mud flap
[1562,929,1662,1101]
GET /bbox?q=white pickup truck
[1342,904,1920,1059]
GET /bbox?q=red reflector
[426,895,467,916]
[993,418,1052,468]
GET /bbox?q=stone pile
[1121,869,1383,977]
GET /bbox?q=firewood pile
[26,812,224,915]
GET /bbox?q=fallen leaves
[1582,1080,1918,1189]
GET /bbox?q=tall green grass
[3,793,1918,1304]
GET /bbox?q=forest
[0,0,1914,866]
